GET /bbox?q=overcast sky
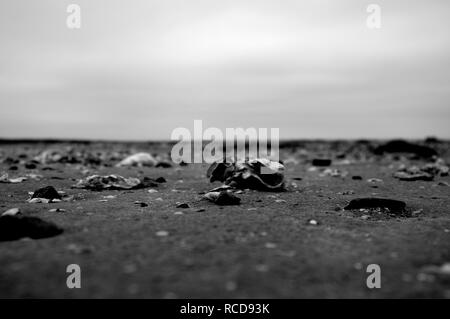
[0,0,449,140]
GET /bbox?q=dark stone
[31,186,62,200]
[312,159,332,167]
[134,202,148,207]
[155,177,167,183]
[215,191,241,206]
[0,215,63,242]
[3,157,19,165]
[156,161,172,168]
[140,177,159,188]
[25,162,37,169]
[352,176,363,180]
[424,136,441,144]
[393,172,434,181]
[344,198,406,213]
[373,140,437,158]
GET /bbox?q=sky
[0,0,449,140]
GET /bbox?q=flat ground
[0,140,449,298]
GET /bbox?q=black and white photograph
[0,0,449,303]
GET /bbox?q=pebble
[2,208,21,217]
[49,208,66,213]
[156,230,169,237]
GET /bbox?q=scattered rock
[134,201,148,207]
[393,171,434,181]
[344,198,406,214]
[66,244,94,255]
[320,168,348,178]
[155,177,167,183]
[156,230,169,237]
[421,263,450,276]
[367,178,383,183]
[73,175,159,191]
[25,162,37,169]
[49,208,66,213]
[207,159,285,191]
[374,140,437,158]
[31,186,62,201]
[265,242,277,249]
[2,208,21,217]
[155,161,172,168]
[0,215,63,242]
[312,159,332,167]
[204,191,241,206]
[0,173,27,184]
[116,152,157,167]
[392,163,445,181]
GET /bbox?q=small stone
[352,176,363,180]
[174,211,184,215]
[66,243,93,254]
[134,201,148,207]
[148,189,159,193]
[312,159,332,167]
[176,203,190,209]
[49,208,66,213]
[156,230,169,237]
[25,163,37,169]
[2,208,21,217]
[344,198,406,214]
[265,242,277,249]
[0,215,63,241]
[28,198,50,204]
[308,219,318,225]
[204,191,241,206]
[31,186,62,201]
[275,199,286,203]
[367,178,383,183]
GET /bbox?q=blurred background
[0,0,449,140]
